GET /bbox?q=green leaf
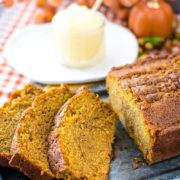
[144,37,164,46]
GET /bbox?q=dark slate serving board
[0,82,180,180]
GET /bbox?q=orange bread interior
[48,87,117,179]
[10,85,72,180]
[0,84,43,167]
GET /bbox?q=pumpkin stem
[147,0,160,9]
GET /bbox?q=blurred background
[1,0,180,60]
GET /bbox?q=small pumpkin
[3,0,14,7]
[77,0,96,7]
[128,0,174,38]
[104,0,139,8]
[119,0,140,7]
[115,7,130,20]
[103,0,120,9]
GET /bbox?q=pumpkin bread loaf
[0,84,43,167]
[10,85,73,180]
[48,87,117,180]
[106,54,180,164]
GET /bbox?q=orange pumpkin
[119,0,139,7]
[115,8,130,20]
[3,0,14,7]
[128,0,174,38]
[103,0,120,9]
[36,0,46,7]
[77,0,96,7]
[104,0,139,8]
[88,0,96,7]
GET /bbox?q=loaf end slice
[48,87,117,180]
[106,54,180,164]
[0,84,43,167]
[10,85,73,180]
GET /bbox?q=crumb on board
[111,151,116,161]
[132,156,143,170]
[119,144,128,151]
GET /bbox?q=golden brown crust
[150,126,180,163]
[10,153,53,180]
[107,54,180,164]
[0,154,11,167]
[109,54,179,80]
[48,129,67,179]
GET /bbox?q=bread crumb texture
[0,84,43,167]
[48,87,117,180]
[10,85,72,180]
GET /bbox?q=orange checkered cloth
[0,1,37,106]
[0,57,30,104]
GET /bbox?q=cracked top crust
[108,54,180,130]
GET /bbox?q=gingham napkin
[0,57,30,104]
[0,0,37,106]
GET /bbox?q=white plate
[3,22,138,84]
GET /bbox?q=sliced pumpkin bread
[10,85,73,180]
[106,54,180,164]
[0,84,43,167]
[48,87,117,180]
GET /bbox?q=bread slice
[0,84,43,167]
[106,54,180,164]
[10,85,73,180]
[48,87,117,180]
